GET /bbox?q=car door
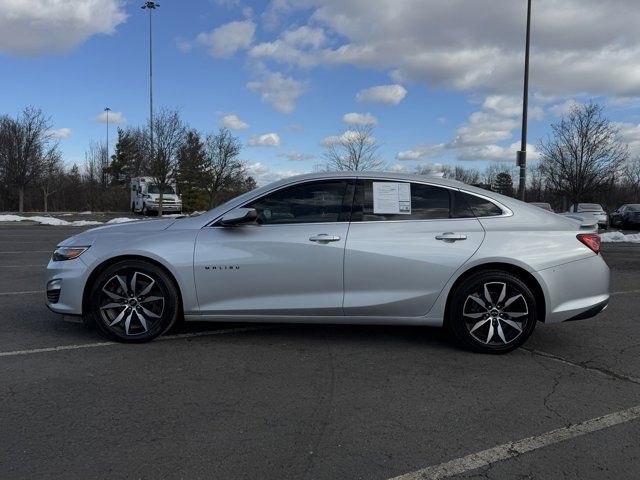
[194,179,353,316]
[343,179,486,317]
[612,206,625,226]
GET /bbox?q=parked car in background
[609,204,640,229]
[529,202,554,212]
[46,172,610,354]
[563,203,608,229]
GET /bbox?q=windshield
[147,184,175,195]
[577,203,603,212]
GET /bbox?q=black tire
[88,260,180,343]
[448,270,537,354]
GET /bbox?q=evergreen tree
[493,172,515,197]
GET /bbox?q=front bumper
[534,254,610,324]
[146,203,182,212]
[46,258,90,315]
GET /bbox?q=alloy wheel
[99,271,165,336]
[462,281,529,346]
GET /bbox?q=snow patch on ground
[0,214,139,227]
[105,217,138,224]
[600,231,640,243]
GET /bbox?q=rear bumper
[565,298,608,321]
[534,254,610,324]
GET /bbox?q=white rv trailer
[130,176,182,215]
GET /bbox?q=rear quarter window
[456,191,504,217]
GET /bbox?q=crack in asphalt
[521,347,640,387]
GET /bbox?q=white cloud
[356,84,407,105]
[176,37,193,54]
[247,70,307,114]
[48,128,72,139]
[246,162,301,185]
[218,114,249,131]
[250,25,327,67]
[249,0,640,99]
[95,111,126,124]
[197,20,256,58]
[277,151,315,161]
[0,0,127,56]
[549,99,580,117]
[321,130,375,148]
[343,112,377,126]
[248,133,282,147]
[616,122,640,155]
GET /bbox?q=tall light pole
[517,0,532,201]
[141,1,159,164]
[104,106,111,160]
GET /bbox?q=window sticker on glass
[372,182,412,214]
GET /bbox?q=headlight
[52,246,90,261]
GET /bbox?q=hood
[57,218,179,247]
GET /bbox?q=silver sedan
[46,172,609,354]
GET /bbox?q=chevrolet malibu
[46,172,610,353]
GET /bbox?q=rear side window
[457,191,503,217]
[351,180,450,221]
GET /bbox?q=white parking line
[610,289,640,296]
[0,251,51,254]
[0,326,276,358]
[0,265,44,268]
[0,290,45,296]
[389,405,640,480]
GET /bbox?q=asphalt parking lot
[1,224,639,480]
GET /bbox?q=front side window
[351,180,451,221]
[247,180,349,225]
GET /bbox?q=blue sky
[2,0,640,184]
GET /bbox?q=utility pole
[104,106,111,160]
[141,2,159,165]
[517,0,532,201]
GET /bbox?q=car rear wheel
[88,260,180,342]
[448,270,537,354]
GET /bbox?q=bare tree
[323,125,384,171]
[149,109,187,216]
[624,157,640,202]
[538,103,628,207]
[40,151,64,212]
[83,142,105,211]
[202,128,245,208]
[0,107,57,212]
[442,165,481,185]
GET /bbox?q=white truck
[130,176,182,215]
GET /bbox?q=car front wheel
[88,260,180,342]
[448,270,537,354]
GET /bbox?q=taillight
[577,233,601,254]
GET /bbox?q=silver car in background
[46,172,610,354]
[565,203,609,229]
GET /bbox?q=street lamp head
[104,107,111,112]
[141,1,159,9]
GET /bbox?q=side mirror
[218,208,258,227]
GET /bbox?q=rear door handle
[435,232,467,242]
[309,234,341,244]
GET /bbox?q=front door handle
[309,234,341,244]
[435,232,467,242]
